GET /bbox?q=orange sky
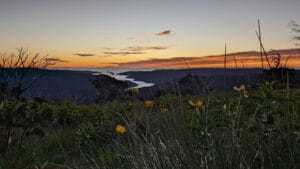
[49,48,300,69]
[1,1,300,69]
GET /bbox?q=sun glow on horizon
[1,0,300,69]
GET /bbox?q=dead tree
[0,47,54,100]
[0,47,54,155]
[289,20,300,45]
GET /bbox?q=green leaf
[30,127,45,137]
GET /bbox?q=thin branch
[0,47,52,99]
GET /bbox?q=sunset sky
[0,0,300,69]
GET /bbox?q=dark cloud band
[103,51,145,56]
[128,46,168,51]
[155,30,171,36]
[74,53,95,57]
[45,58,69,62]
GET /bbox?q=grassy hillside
[0,82,299,169]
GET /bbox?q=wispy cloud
[74,53,95,57]
[145,46,168,50]
[102,46,168,56]
[127,46,169,51]
[103,51,145,56]
[129,32,151,42]
[45,58,69,62]
[155,30,171,36]
[102,47,112,51]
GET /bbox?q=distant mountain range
[0,67,291,103]
[113,48,300,69]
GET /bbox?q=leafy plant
[0,100,52,156]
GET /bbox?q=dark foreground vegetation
[0,80,299,169]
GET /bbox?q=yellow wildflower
[240,85,246,91]
[131,87,139,95]
[145,101,154,108]
[115,124,126,134]
[160,107,169,113]
[83,122,94,130]
[243,91,249,98]
[233,84,248,98]
[223,104,227,111]
[196,100,203,108]
[189,99,203,109]
[188,100,196,107]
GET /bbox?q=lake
[51,68,155,89]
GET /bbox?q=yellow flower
[131,87,139,95]
[196,100,203,108]
[223,104,227,111]
[145,101,154,108]
[233,84,248,98]
[115,124,126,134]
[188,100,196,107]
[160,107,169,113]
[240,85,246,91]
[243,91,249,98]
[83,122,94,130]
[189,99,203,109]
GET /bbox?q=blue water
[52,68,155,89]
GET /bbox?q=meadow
[0,81,299,169]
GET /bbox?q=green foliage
[0,87,299,169]
[0,99,54,155]
[262,68,298,88]
[255,81,275,100]
[0,130,78,169]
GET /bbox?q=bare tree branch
[0,47,55,100]
[289,20,300,45]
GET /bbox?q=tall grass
[0,86,299,169]
[74,87,299,169]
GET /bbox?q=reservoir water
[53,68,155,89]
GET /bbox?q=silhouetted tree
[289,20,300,45]
[0,47,54,100]
[0,47,54,156]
